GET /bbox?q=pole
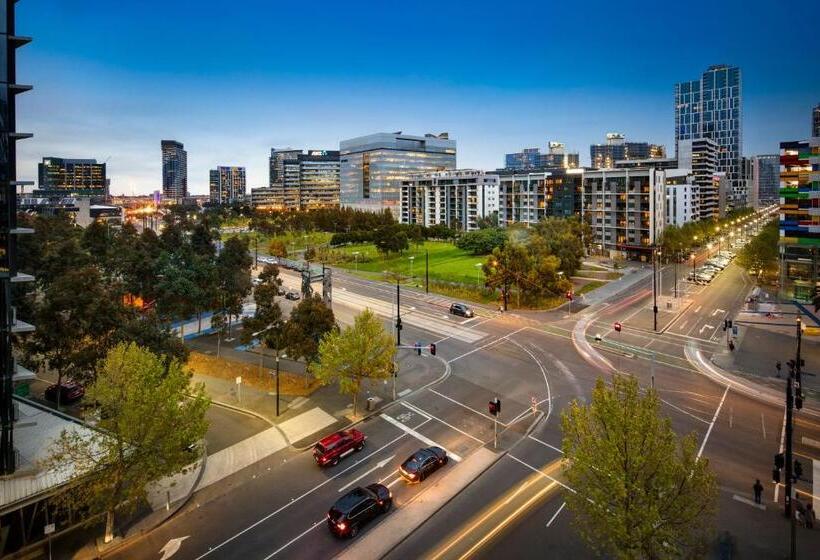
[392,362,397,401]
[275,354,280,417]
[254,235,258,269]
[785,371,796,558]
[652,247,658,332]
[396,280,401,347]
[494,414,498,449]
[425,250,429,294]
[674,251,678,299]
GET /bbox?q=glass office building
[209,166,246,205]
[589,133,665,169]
[161,140,188,202]
[675,65,743,207]
[340,132,456,217]
[36,157,107,201]
[505,142,580,170]
[751,154,779,207]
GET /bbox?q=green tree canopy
[312,309,394,415]
[455,228,507,255]
[285,294,337,368]
[561,375,717,559]
[43,343,210,542]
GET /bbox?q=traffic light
[566,291,573,301]
[794,460,803,480]
[415,342,422,356]
[488,397,501,416]
[774,453,784,470]
[429,343,436,356]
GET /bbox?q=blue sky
[17,0,819,195]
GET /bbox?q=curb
[207,398,292,446]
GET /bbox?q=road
[110,216,819,559]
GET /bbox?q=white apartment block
[664,169,700,226]
[400,170,499,231]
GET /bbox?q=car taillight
[337,522,346,531]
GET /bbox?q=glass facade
[340,133,456,217]
[497,169,582,226]
[36,157,107,200]
[675,65,743,206]
[161,140,187,201]
[505,143,579,171]
[209,166,246,205]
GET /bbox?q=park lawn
[223,229,333,253]
[334,241,487,285]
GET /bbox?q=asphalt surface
[104,224,820,559]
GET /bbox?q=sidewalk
[577,266,651,307]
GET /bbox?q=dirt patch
[187,352,321,397]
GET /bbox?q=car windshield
[314,444,327,454]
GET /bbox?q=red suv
[314,429,366,467]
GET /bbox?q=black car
[285,291,301,301]
[327,484,392,538]
[399,446,448,483]
[449,303,474,318]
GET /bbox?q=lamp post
[409,255,415,280]
[274,353,286,417]
[425,250,429,294]
[691,252,696,276]
[474,262,482,286]
[352,251,360,272]
[652,247,658,332]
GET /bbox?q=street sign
[613,321,622,332]
[44,523,55,535]
[235,376,242,385]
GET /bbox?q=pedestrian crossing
[332,289,489,344]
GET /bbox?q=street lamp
[274,353,287,417]
[474,262,482,286]
[352,251,360,272]
[409,255,415,279]
[691,253,696,276]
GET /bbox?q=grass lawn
[223,230,333,253]
[333,241,487,285]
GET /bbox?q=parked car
[276,286,287,296]
[449,303,474,318]
[313,429,366,467]
[44,381,85,404]
[285,291,301,301]
[399,446,449,483]
[327,484,392,538]
[706,260,725,270]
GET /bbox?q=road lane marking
[528,435,564,454]
[509,339,552,422]
[380,413,462,462]
[402,401,484,444]
[506,454,576,494]
[732,495,765,511]
[695,305,702,313]
[677,320,688,331]
[428,388,507,426]
[399,401,431,420]
[659,398,710,425]
[397,388,412,398]
[434,317,494,344]
[446,327,529,363]
[260,518,324,559]
[546,502,567,527]
[775,405,786,503]
[697,385,729,459]
[338,455,396,493]
[193,429,414,559]
[698,324,715,335]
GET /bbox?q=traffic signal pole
[395,280,402,347]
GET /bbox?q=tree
[312,309,394,416]
[483,243,528,310]
[285,294,337,375]
[561,375,717,559]
[269,239,288,258]
[374,225,409,257]
[456,228,507,255]
[216,236,253,330]
[43,343,209,543]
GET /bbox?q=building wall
[813,104,820,137]
[161,140,187,202]
[665,184,699,226]
[751,154,779,208]
[209,166,246,205]
[400,170,498,231]
[678,138,719,220]
[498,169,582,227]
[779,138,820,302]
[340,133,456,217]
[582,168,664,260]
[674,65,743,200]
[36,158,107,201]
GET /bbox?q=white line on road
[695,305,702,313]
[402,401,484,444]
[193,430,411,559]
[546,502,567,527]
[732,495,765,511]
[433,317,494,345]
[446,327,529,363]
[528,435,564,454]
[506,454,576,494]
[397,388,412,398]
[659,398,710,425]
[697,386,729,459]
[338,455,396,493]
[380,413,462,462]
[698,324,715,335]
[261,519,324,559]
[400,401,431,420]
[677,320,688,331]
[428,388,506,426]
[509,340,552,422]
[775,405,786,503]
[802,436,820,449]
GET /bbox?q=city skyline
[15,1,819,196]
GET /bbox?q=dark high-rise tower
[1,0,34,475]
[813,103,819,137]
[161,140,187,202]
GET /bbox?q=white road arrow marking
[699,324,715,334]
[338,455,396,492]
[711,308,726,316]
[159,536,189,560]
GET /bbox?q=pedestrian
[728,340,735,352]
[753,479,763,504]
[806,503,816,529]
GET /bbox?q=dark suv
[399,446,448,483]
[449,303,474,318]
[313,429,366,467]
[327,484,392,538]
